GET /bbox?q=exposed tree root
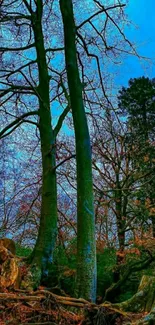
[2,275,155,324]
[106,275,155,324]
[0,289,130,324]
[104,256,153,302]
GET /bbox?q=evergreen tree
[118,76,155,141]
[118,77,155,236]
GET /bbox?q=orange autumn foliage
[63,267,76,277]
[116,247,141,259]
[96,239,106,252]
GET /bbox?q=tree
[58,0,139,295]
[118,77,155,140]
[91,107,155,286]
[0,0,70,277]
[0,0,139,299]
[118,77,155,237]
[60,0,96,302]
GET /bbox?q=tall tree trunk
[114,172,125,282]
[30,3,58,276]
[115,175,125,253]
[151,216,155,238]
[60,0,96,302]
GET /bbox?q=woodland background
[0,1,155,324]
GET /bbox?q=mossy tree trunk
[113,275,155,313]
[60,0,97,302]
[30,1,58,277]
[113,169,126,283]
[151,216,155,238]
[104,255,153,302]
[109,276,155,324]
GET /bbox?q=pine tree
[118,76,155,141]
[118,76,155,236]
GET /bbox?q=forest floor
[0,289,150,325]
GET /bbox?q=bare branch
[58,208,77,234]
[54,154,76,171]
[0,88,35,98]
[22,0,34,14]
[46,47,64,53]
[54,105,70,136]
[54,78,71,136]
[0,14,31,22]
[0,122,23,139]
[77,3,126,30]
[94,0,139,57]
[0,43,35,52]
[0,111,39,139]
[0,60,36,78]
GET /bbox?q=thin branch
[94,0,139,57]
[77,3,126,30]
[0,121,23,139]
[54,105,70,136]
[58,208,77,234]
[54,154,76,171]
[0,60,36,78]
[53,77,71,136]
[0,111,39,138]
[76,31,111,106]
[0,43,35,52]
[22,0,34,14]
[0,88,35,98]
[22,119,39,127]
[0,14,31,22]
[46,47,64,53]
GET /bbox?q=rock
[0,238,16,255]
[0,256,19,288]
[0,246,9,264]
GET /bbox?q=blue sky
[115,0,155,87]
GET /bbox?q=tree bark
[104,255,153,302]
[60,0,96,302]
[151,216,155,238]
[113,172,126,282]
[111,275,155,324]
[30,2,58,276]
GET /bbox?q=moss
[97,248,116,297]
[21,264,41,290]
[16,244,32,257]
[112,276,155,314]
